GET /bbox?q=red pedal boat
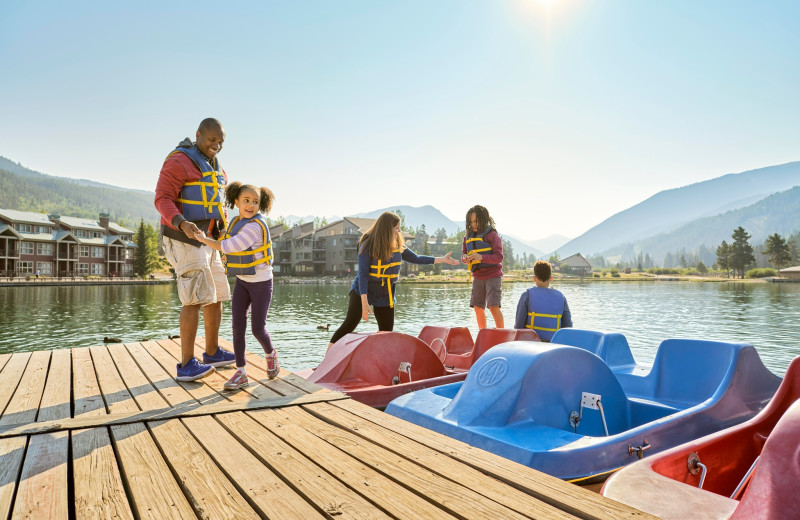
[295,326,539,409]
[601,356,800,520]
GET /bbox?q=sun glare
[537,0,561,10]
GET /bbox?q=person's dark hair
[358,211,404,261]
[197,117,223,134]
[533,260,552,282]
[225,181,274,214]
[465,205,495,234]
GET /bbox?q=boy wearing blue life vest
[461,205,504,329]
[514,260,572,342]
[155,118,236,382]
[194,182,279,389]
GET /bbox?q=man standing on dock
[155,117,236,381]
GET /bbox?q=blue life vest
[223,214,273,275]
[464,226,498,272]
[171,143,226,225]
[524,286,566,341]
[368,248,403,307]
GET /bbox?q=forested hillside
[600,186,800,264]
[0,164,159,227]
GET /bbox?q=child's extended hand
[193,229,208,241]
[437,251,460,266]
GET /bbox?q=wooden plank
[0,391,349,438]
[0,437,27,519]
[304,401,582,520]
[246,407,459,520]
[139,340,226,406]
[91,344,196,518]
[275,405,538,520]
[107,343,170,411]
[111,422,197,520]
[71,428,134,520]
[11,431,69,519]
[0,353,10,375]
[72,347,107,417]
[90,345,138,414]
[188,336,289,399]
[156,339,254,403]
[71,347,134,520]
[210,412,391,519]
[0,350,50,426]
[124,342,198,409]
[329,398,656,520]
[12,349,73,519]
[0,352,31,418]
[38,349,71,422]
[147,418,263,519]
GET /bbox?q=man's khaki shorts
[162,236,231,306]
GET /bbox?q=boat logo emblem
[476,358,508,386]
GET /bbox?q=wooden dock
[0,338,657,519]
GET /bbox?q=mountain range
[553,161,800,260]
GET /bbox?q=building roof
[0,224,21,238]
[0,209,52,225]
[108,223,134,234]
[344,217,376,233]
[560,252,592,268]
[77,237,106,245]
[270,225,287,238]
[105,236,127,245]
[779,266,800,273]
[54,230,77,241]
[57,216,105,231]
[17,231,56,241]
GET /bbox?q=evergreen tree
[763,233,792,269]
[421,240,433,273]
[696,261,708,274]
[716,240,731,278]
[134,218,160,277]
[730,227,755,279]
[502,238,515,271]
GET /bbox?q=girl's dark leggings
[330,290,394,344]
[231,277,274,368]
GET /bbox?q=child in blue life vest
[328,211,460,350]
[461,205,504,329]
[193,181,279,389]
[514,260,572,342]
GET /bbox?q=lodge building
[0,209,136,278]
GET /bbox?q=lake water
[1,281,798,375]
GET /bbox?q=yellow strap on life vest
[526,311,562,332]
[167,150,227,229]
[464,237,492,281]
[223,218,272,269]
[369,249,402,308]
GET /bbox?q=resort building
[779,266,800,280]
[557,252,593,275]
[0,209,136,278]
[269,218,462,277]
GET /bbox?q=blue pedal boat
[384,329,781,483]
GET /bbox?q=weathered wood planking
[72,346,134,520]
[12,349,71,519]
[0,339,658,520]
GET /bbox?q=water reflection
[1,281,798,375]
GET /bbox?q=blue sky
[1,0,798,241]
